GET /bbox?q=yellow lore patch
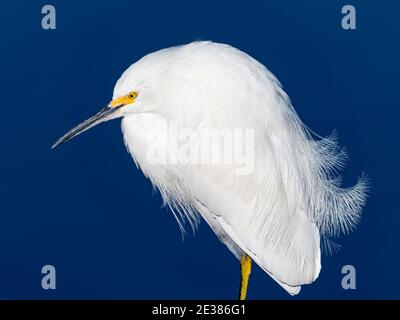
[110,91,138,107]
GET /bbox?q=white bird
[52,41,367,298]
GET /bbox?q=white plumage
[54,41,368,295]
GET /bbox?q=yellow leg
[239,255,252,300]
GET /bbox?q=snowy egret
[52,41,367,299]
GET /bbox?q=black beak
[51,104,122,149]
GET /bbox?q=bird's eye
[128,91,138,99]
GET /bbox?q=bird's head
[51,89,140,149]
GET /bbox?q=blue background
[0,0,398,299]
